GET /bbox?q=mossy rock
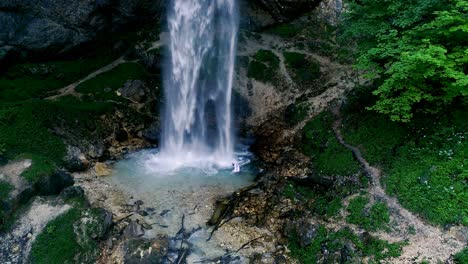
[247,50,280,84]
[76,62,149,102]
[301,111,361,176]
[283,51,321,87]
[31,206,112,264]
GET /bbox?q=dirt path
[46,56,127,100]
[331,107,465,263]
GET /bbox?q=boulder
[35,170,74,196]
[118,80,148,103]
[122,222,145,239]
[64,146,89,172]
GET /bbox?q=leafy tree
[343,0,468,121]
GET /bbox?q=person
[232,161,240,173]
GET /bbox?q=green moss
[454,248,468,264]
[285,103,309,126]
[302,111,361,176]
[266,23,302,38]
[30,201,106,264]
[76,62,148,101]
[283,51,321,85]
[18,154,56,182]
[342,92,468,226]
[253,50,280,67]
[0,55,119,103]
[0,96,115,183]
[30,208,82,264]
[289,225,404,263]
[0,180,13,201]
[282,182,343,218]
[247,50,280,83]
[347,196,390,231]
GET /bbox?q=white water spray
[148,0,239,171]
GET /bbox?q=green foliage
[302,112,361,176]
[282,182,343,218]
[347,196,390,231]
[76,62,148,101]
[0,180,13,201]
[342,109,408,168]
[0,143,5,156]
[343,0,468,121]
[0,96,115,183]
[0,101,67,164]
[283,52,321,85]
[247,50,280,83]
[454,248,468,264]
[266,23,302,38]
[284,103,309,126]
[30,204,105,264]
[18,154,56,182]
[30,208,81,264]
[343,92,468,225]
[0,55,118,103]
[288,225,404,263]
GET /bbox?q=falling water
[154,0,238,170]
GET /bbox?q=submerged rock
[123,222,145,239]
[123,237,169,264]
[95,163,112,177]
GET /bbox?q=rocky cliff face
[0,0,332,62]
[0,0,163,61]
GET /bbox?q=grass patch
[0,55,119,103]
[347,196,390,231]
[76,62,148,101]
[302,111,361,176]
[0,180,13,201]
[266,23,302,38]
[30,208,81,264]
[18,154,56,183]
[0,97,114,181]
[284,103,309,126]
[454,248,468,264]
[247,50,280,83]
[30,201,106,264]
[342,91,468,226]
[283,51,321,85]
[282,182,343,218]
[289,225,404,263]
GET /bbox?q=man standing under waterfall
[232,162,240,173]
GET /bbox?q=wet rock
[59,186,86,201]
[64,146,89,172]
[95,162,112,177]
[36,170,74,196]
[138,210,148,216]
[118,80,148,103]
[294,219,318,248]
[160,209,170,216]
[123,222,145,239]
[141,121,160,144]
[74,208,112,242]
[340,242,355,263]
[134,200,144,206]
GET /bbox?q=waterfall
[157,0,239,170]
